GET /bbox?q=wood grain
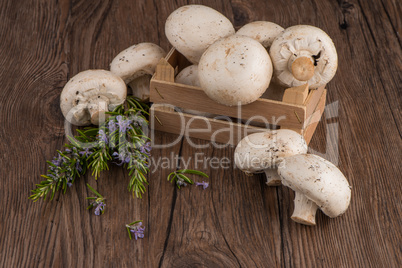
[0,0,401,267]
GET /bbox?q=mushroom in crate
[198,35,273,106]
[234,129,308,186]
[60,70,127,126]
[235,21,284,50]
[269,25,338,89]
[149,6,330,145]
[165,5,235,64]
[278,154,351,225]
[175,65,215,118]
[110,43,166,101]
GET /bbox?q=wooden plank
[282,83,310,105]
[150,105,267,145]
[304,84,325,120]
[303,89,327,144]
[1,0,401,268]
[150,79,306,129]
[154,58,175,82]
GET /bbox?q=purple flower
[98,129,108,144]
[116,115,132,133]
[75,161,82,173]
[94,202,106,216]
[51,154,63,166]
[67,177,73,187]
[195,181,209,190]
[108,120,117,132]
[79,148,92,157]
[130,222,145,240]
[112,151,131,166]
[139,142,151,156]
[176,178,187,187]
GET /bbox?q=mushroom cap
[175,65,200,87]
[165,5,235,64]
[278,154,351,218]
[234,129,308,173]
[236,21,284,49]
[270,25,338,88]
[60,69,127,126]
[110,43,166,84]
[198,35,273,106]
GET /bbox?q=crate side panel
[303,89,327,144]
[149,80,306,129]
[304,85,325,119]
[150,106,268,145]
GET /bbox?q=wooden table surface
[1,0,401,267]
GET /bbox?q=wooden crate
[149,48,326,145]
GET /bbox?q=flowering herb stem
[30,96,151,201]
[167,169,209,189]
[126,220,145,240]
[86,183,106,215]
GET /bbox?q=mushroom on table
[278,154,352,225]
[110,43,166,101]
[234,129,308,186]
[60,70,127,126]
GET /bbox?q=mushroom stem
[291,56,315,82]
[128,75,151,101]
[264,168,282,186]
[291,191,318,225]
[88,96,110,125]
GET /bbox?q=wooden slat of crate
[150,87,326,145]
[150,105,267,146]
[150,65,307,130]
[303,88,327,144]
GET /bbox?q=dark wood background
[0,0,401,267]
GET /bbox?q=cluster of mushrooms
[59,5,351,225]
[235,130,351,226]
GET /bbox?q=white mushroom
[175,65,215,117]
[165,5,235,64]
[270,25,338,88]
[236,21,284,49]
[175,65,200,87]
[110,43,166,101]
[198,35,273,106]
[234,129,308,186]
[278,154,351,226]
[60,70,127,126]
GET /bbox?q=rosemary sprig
[86,183,106,215]
[167,169,209,189]
[29,147,86,201]
[126,220,145,240]
[30,96,151,201]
